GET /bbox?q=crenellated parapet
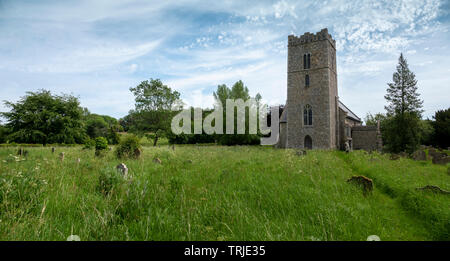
[288,28,335,48]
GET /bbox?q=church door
[304,135,312,149]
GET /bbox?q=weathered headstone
[116,163,128,178]
[344,141,350,153]
[171,144,175,151]
[51,147,55,153]
[412,150,427,161]
[153,157,162,164]
[432,155,450,165]
[347,175,373,195]
[59,152,65,161]
[17,148,23,156]
[76,158,81,164]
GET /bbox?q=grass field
[0,145,448,241]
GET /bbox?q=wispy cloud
[0,0,448,119]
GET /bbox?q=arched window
[303,104,312,126]
[305,74,310,87]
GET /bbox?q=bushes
[94,137,108,156]
[115,135,142,159]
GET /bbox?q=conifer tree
[383,53,424,153]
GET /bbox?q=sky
[0,0,449,121]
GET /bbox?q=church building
[276,28,382,151]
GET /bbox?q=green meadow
[0,145,448,241]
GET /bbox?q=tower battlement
[288,28,335,48]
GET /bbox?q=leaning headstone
[116,163,128,178]
[59,152,65,161]
[153,157,162,164]
[412,150,427,161]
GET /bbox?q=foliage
[431,108,450,149]
[1,89,87,145]
[127,78,182,146]
[383,54,423,153]
[83,138,96,150]
[106,127,121,145]
[130,78,181,112]
[212,80,262,145]
[115,134,142,159]
[0,125,7,143]
[95,137,108,151]
[84,112,121,143]
[364,112,386,126]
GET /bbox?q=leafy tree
[364,112,386,126]
[383,53,424,153]
[431,108,450,149]
[212,80,261,145]
[1,90,86,145]
[128,78,181,146]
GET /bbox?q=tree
[431,108,450,149]
[212,80,261,145]
[128,78,181,146]
[364,112,386,126]
[1,90,86,145]
[383,53,424,153]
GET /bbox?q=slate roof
[338,101,361,122]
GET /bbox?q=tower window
[303,54,311,69]
[305,74,310,87]
[307,53,311,69]
[303,104,312,126]
[303,54,307,69]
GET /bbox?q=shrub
[95,137,108,151]
[95,137,108,156]
[115,134,142,159]
[83,138,96,149]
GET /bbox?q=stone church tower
[285,28,339,149]
[277,28,382,150]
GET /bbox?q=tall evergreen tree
[383,53,424,153]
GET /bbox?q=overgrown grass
[0,146,448,241]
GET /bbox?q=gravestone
[153,158,162,164]
[59,152,65,161]
[116,163,129,178]
[412,150,426,161]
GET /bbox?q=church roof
[338,101,361,122]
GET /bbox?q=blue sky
[1,0,449,120]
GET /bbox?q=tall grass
[0,146,447,240]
